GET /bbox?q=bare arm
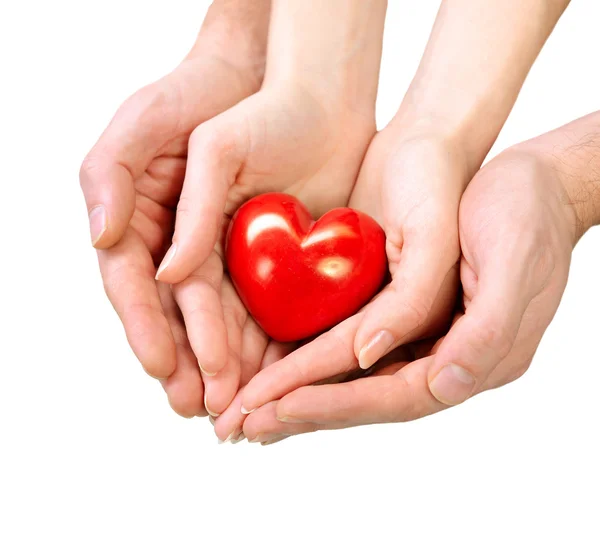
[397,0,571,174]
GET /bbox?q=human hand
[79,0,270,417]
[235,124,463,438]
[233,0,572,441]
[156,0,387,427]
[237,112,600,441]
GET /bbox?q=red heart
[226,193,387,342]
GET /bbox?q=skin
[238,111,600,442]
[155,0,388,424]
[79,0,272,417]
[237,0,572,440]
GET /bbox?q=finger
[355,230,459,370]
[172,251,228,375]
[212,388,247,443]
[201,280,245,416]
[275,355,446,428]
[155,110,248,283]
[426,265,531,406]
[158,283,206,418]
[241,314,362,414]
[242,402,319,443]
[212,335,291,443]
[80,81,177,249]
[260,340,296,370]
[239,317,270,385]
[98,229,176,378]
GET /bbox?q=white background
[1,1,599,557]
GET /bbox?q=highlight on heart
[225,193,387,342]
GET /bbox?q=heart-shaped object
[226,193,387,342]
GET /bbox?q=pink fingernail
[199,362,217,377]
[241,406,256,415]
[89,205,108,246]
[261,435,290,446]
[358,330,395,370]
[429,364,476,406]
[156,243,177,279]
[204,391,220,418]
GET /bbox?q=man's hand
[79,0,271,417]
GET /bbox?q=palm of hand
[349,129,463,348]
[167,86,377,430]
[454,152,573,392]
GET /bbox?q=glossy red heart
[225,193,387,342]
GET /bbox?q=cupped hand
[79,5,269,417]
[237,136,578,441]
[155,81,377,423]
[236,123,465,433]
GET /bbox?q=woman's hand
[79,0,271,417]
[155,0,388,428]
[236,112,600,441]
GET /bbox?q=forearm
[396,0,570,175]
[264,0,387,113]
[189,0,271,87]
[523,111,600,239]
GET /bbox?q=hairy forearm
[523,111,600,239]
[264,0,387,113]
[396,0,570,175]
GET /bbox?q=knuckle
[126,82,174,123]
[189,123,224,156]
[469,318,515,360]
[506,358,533,384]
[79,154,103,189]
[392,293,431,330]
[175,194,191,219]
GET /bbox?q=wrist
[263,0,387,116]
[394,0,569,177]
[515,113,600,243]
[189,0,271,90]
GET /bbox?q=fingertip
[357,329,396,370]
[427,363,476,406]
[80,160,136,249]
[155,243,178,281]
[89,205,108,247]
[135,335,177,380]
[198,346,228,378]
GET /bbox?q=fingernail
[89,205,108,246]
[241,406,255,415]
[231,432,246,445]
[199,362,217,377]
[218,430,239,444]
[155,243,177,279]
[208,416,215,425]
[204,391,220,418]
[358,330,395,369]
[261,435,290,446]
[249,433,287,444]
[429,363,476,406]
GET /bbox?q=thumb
[427,262,530,406]
[355,231,459,370]
[79,158,136,249]
[79,82,178,249]
[155,109,248,283]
